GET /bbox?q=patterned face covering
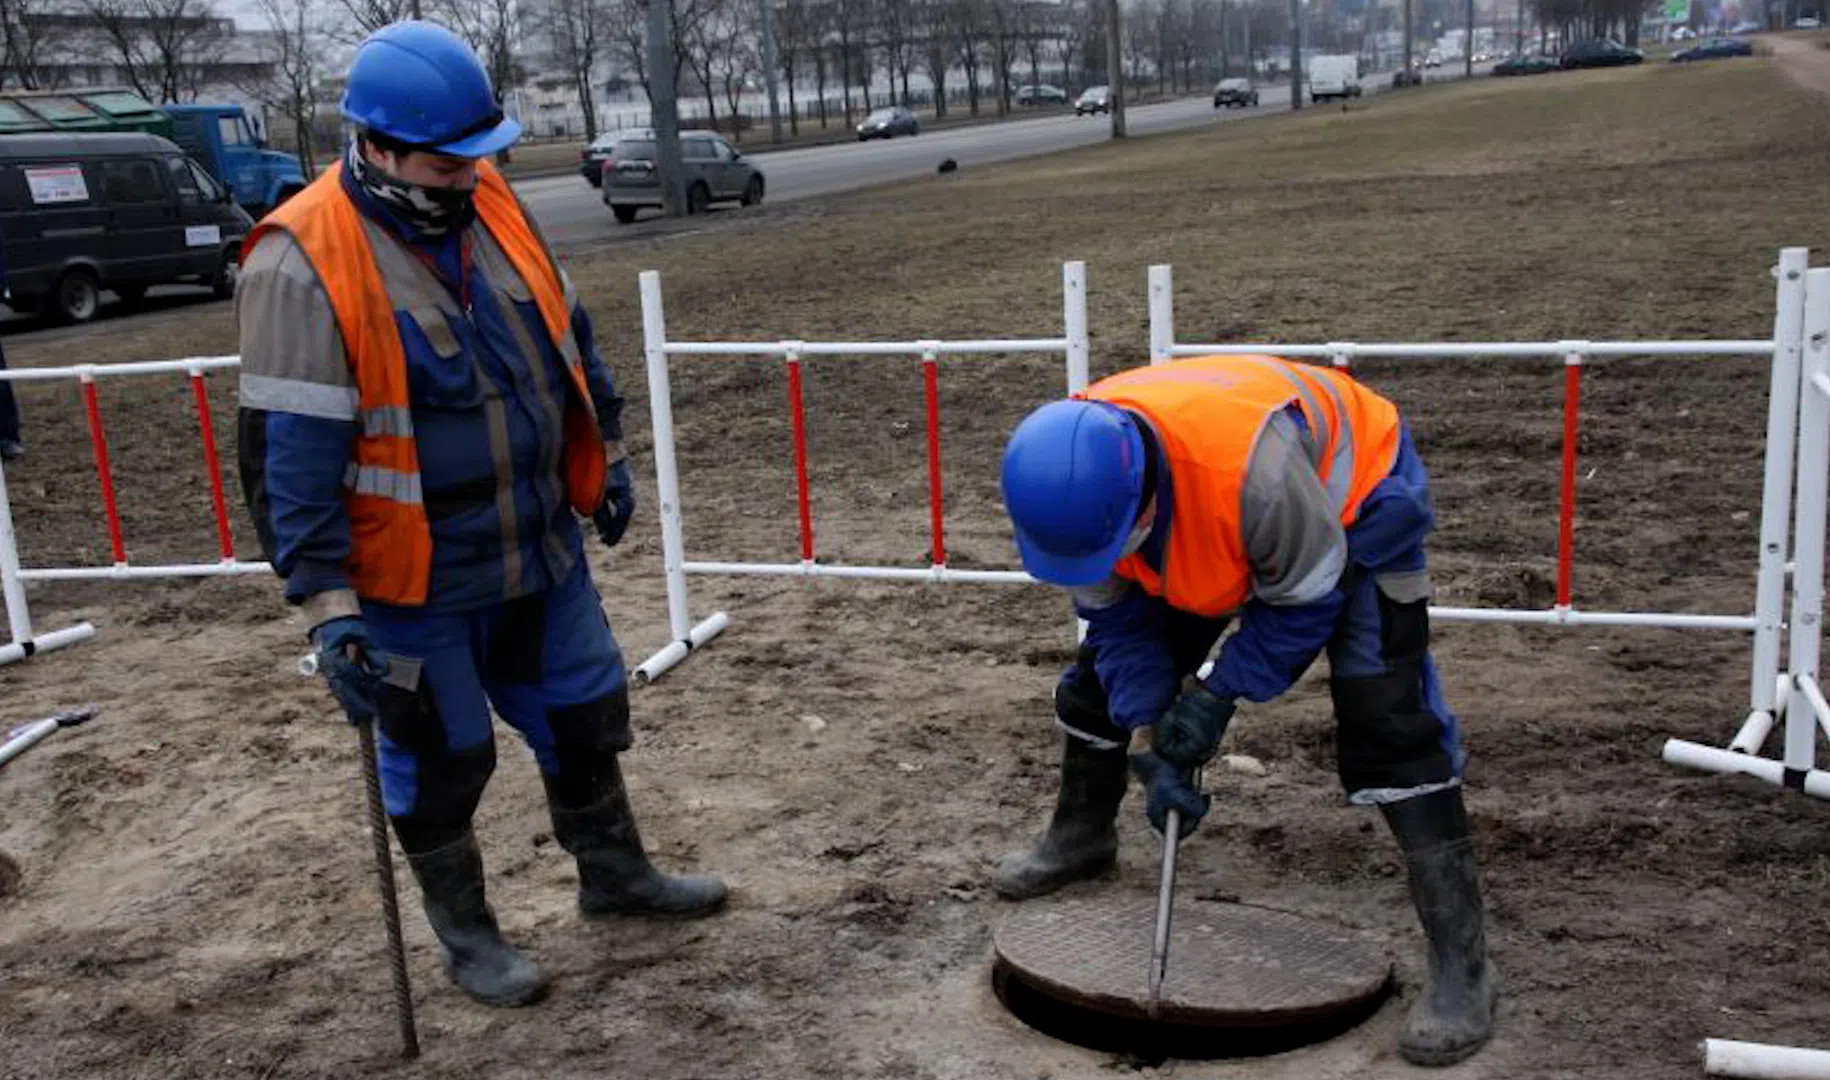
[346,138,477,238]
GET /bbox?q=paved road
[518,93,1279,246]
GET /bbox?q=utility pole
[646,0,687,216]
[1244,0,1253,76]
[1465,0,1474,76]
[760,0,784,144]
[1515,0,1524,52]
[1403,0,1414,85]
[1289,0,1302,109]
[1106,0,1127,137]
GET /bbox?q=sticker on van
[25,165,88,205]
[185,225,221,248]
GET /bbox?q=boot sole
[579,893,729,920]
[992,855,1118,901]
[442,962,552,1008]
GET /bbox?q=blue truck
[0,89,307,218]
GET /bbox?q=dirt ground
[5,51,1830,1080]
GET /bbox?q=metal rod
[1556,353,1584,608]
[358,721,419,1060]
[1147,806,1182,1018]
[80,376,126,565]
[189,372,235,561]
[786,354,815,563]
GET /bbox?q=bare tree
[534,0,607,139]
[918,0,950,116]
[434,0,518,103]
[84,0,229,103]
[711,0,757,139]
[336,0,417,37]
[1056,0,1090,88]
[773,0,809,133]
[242,0,324,173]
[987,0,1018,113]
[0,0,65,88]
[951,0,987,115]
[830,0,856,121]
[875,0,913,105]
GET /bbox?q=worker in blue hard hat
[234,20,725,1010]
[995,355,1495,1067]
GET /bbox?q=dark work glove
[1150,683,1236,770]
[592,459,635,548]
[1129,751,1208,839]
[310,615,386,725]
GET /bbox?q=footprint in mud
[0,850,21,899]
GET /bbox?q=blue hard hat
[341,20,521,158]
[1000,400,1148,587]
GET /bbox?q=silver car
[599,128,766,224]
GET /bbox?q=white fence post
[1148,264,1174,364]
[1063,260,1089,394]
[1783,267,1830,783]
[1735,247,1810,753]
[0,455,34,651]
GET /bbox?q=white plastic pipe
[1705,1039,1830,1079]
[682,560,1035,584]
[0,455,32,649]
[1749,249,1810,722]
[1785,269,1830,776]
[632,611,730,686]
[1063,261,1089,394]
[1662,739,1830,800]
[18,560,271,581]
[0,704,98,767]
[1148,264,1174,364]
[0,622,96,668]
[0,355,241,381]
[664,339,1069,357]
[1427,606,1756,630]
[1730,709,1777,755]
[1170,340,1775,359]
[1799,674,1830,743]
[641,270,694,645]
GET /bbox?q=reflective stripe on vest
[1082,355,1400,617]
[244,161,607,606]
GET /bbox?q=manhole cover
[993,898,1391,1028]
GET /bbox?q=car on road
[1306,54,1363,101]
[856,106,919,140]
[600,128,765,224]
[578,131,624,186]
[1670,37,1755,61]
[1212,77,1260,107]
[1492,52,1560,75]
[1014,84,1068,106]
[0,132,251,323]
[1559,38,1645,67]
[1074,85,1110,114]
[1797,15,1821,27]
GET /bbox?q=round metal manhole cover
[993,898,1392,1028]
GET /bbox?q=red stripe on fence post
[786,353,814,562]
[80,374,126,565]
[1556,353,1584,608]
[189,371,235,561]
[922,351,946,566]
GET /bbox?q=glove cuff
[302,588,361,637]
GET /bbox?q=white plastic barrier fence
[631,261,1091,684]
[0,356,270,666]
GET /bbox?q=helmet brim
[431,114,523,158]
[1012,497,1139,587]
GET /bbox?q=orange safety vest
[244,161,607,606]
[1082,355,1401,617]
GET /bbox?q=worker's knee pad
[543,688,633,809]
[1055,645,1125,750]
[1331,660,1456,796]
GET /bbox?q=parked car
[1797,14,1821,27]
[0,132,251,323]
[1560,38,1645,67]
[1213,77,1260,107]
[1670,36,1755,61]
[1074,85,1110,114]
[600,128,765,224]
[1492,52,1560,75]
[1730,19,1764,32]
[1424,49,1444,67]
[579,131,622,186]
[1014,84,1068,105]
[857,106,919,140]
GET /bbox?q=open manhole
[992,898,1392,1061]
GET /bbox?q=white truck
[1306,54,1363,102]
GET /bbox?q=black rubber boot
[994,736,1131,900]
[546,759,727,918]
[1381,787,1499,1067]
[404,832,550,1007]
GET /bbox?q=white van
[1307,54,1363,102]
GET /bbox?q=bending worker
[235,20,725,1008]
[995,354,1496,1066]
